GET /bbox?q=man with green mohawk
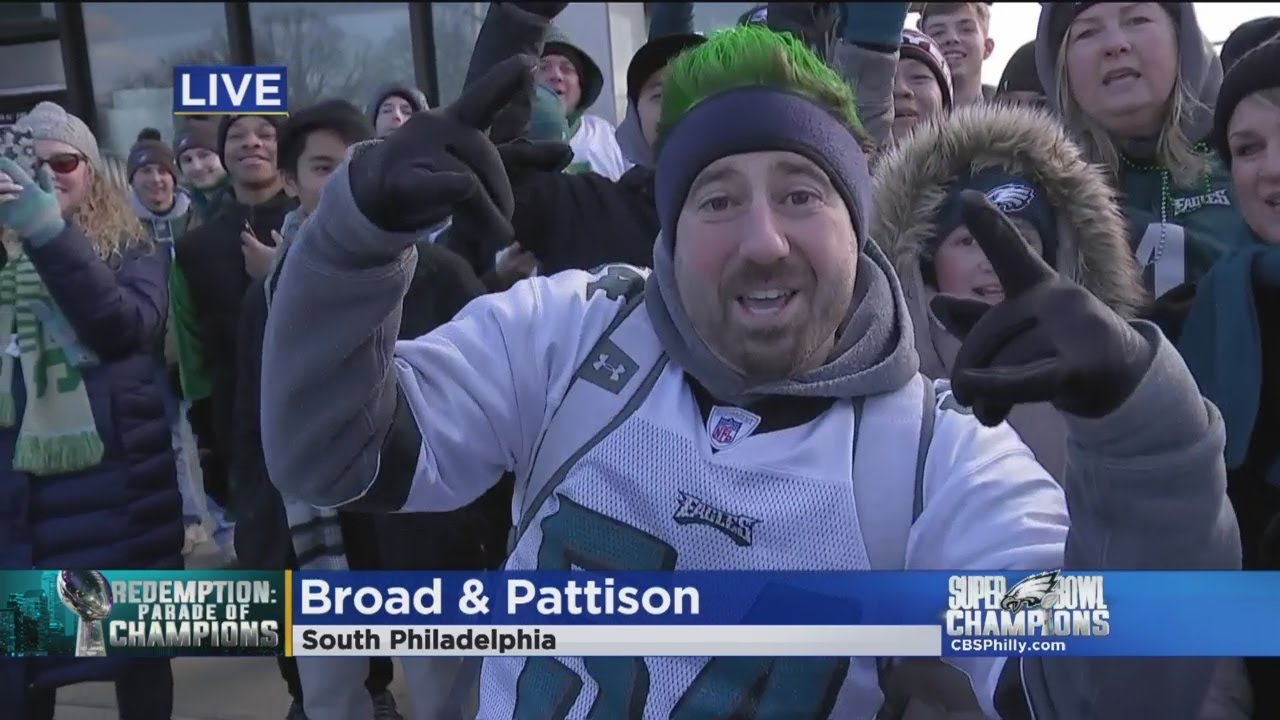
[263,25,1235,720]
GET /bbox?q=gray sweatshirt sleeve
[831,41,897,151]
[260,145,423,511]
[1004,321,1242,719]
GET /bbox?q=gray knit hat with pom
[14,101,103,170]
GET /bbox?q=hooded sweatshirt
[129,187,194,246]
[873,103,1148,483]
[1035,2,1251,298]
[543,26,630,180]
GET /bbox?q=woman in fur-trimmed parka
[872,102,1148,484]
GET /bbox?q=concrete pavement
[51,538,416,719]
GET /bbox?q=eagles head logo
[1000,569,1061,613]
[984,183,1036,214]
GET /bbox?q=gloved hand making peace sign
[349,54,568,241]
[930,191,1157,427]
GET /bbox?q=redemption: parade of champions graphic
[0,570,284,657]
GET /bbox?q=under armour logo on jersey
[706,406,761,451]
[984,183,1035,214]
[673,491,760,547]
[592,354,626,382]
[577,337,637,393]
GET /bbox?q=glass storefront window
[250,2,417,114]
[84,2,228,157]
[691,4,758,32]
[0,3,57,22]
[431,2,486,107]
[0,40,66,96]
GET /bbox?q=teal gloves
[0,157,67,247]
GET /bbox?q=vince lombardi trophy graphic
[57,570,114,657]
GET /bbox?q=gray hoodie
[128,187,192,245]
[262,130,1238,720]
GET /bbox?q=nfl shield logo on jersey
[706,406,761,451]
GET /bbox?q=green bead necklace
[1118,142,1214,268]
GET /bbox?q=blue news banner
[290,570,1280,657]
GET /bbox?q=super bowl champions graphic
[946,570,1110,655]
[0,570,284,657]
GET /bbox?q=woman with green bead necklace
[1035,2,1252,299]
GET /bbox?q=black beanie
[127,128,177,181]
[1221,17,1280,72]
[998,41,1043,96]
[1213,39,1280,167]
[217,114,285,163]
[626,33,705,105]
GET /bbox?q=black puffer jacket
[512,164,658,274]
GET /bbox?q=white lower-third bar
[290,625,941,657]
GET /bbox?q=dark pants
[276,655,394,702]
[274,511,392,703]
[25,659,173,720]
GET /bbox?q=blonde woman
[1145,38,1280,718]
[1035,2,1252,298]
[0,102,178,719]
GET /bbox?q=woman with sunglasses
[0,102,180,720]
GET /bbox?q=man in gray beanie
[366,83,429,138]
[174,119,228,222]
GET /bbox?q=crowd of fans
[2,2,1279,719]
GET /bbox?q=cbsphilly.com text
[950,638,1069,655]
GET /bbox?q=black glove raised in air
[930,191,1156,427]
[349,55,536,238]
[497,139,574,182]
[512,2,569,19]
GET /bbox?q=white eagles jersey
[387,266,1069,720]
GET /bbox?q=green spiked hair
[656,25,866,153]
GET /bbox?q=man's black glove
[349,55,534,237]
[511,2,569,19]
[497,139,574,183]
[930,191,1157,427]
[767,2,840,64]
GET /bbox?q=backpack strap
[508,268,667,552]
[864,378,989,720]
[855,374,935,571]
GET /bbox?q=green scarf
[1176,238,1280,478]
[0,249,104,475]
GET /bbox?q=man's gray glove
[930,191,1157,427]
[349,55,535,239]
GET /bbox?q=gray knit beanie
[14,101,103,170]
